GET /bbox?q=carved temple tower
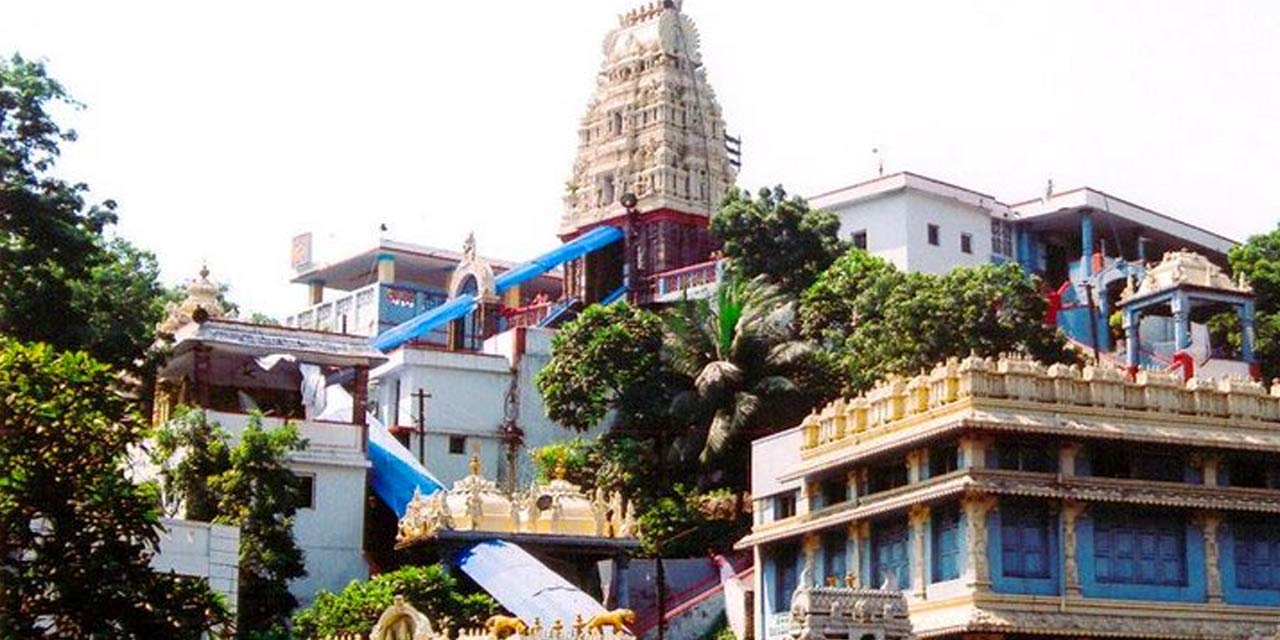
[561,0,737,303]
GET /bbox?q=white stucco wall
[899,190,995,274]
[373,328,603,490]
[204,410,370,605]
[827,193,911,270]
[819,184,1003,275]
[153,518,240,611]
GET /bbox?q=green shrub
[292,565,498,637]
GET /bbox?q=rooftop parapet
[801,353,1280,454]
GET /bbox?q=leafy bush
[292,565,498,637]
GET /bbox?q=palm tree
[661,276,822,465]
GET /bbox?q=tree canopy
[1228,223,1280,381]
[710,186,846,296]
[0,54,168,376]
[801,250,1077,395]
[0,337,227,638]
[154,410,310,636]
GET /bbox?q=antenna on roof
[1044,178,1054,201]
[872,147,884,177]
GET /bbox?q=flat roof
[1010,187,1237,255]
[292,238,562,291]
[809,171,1015,218]
[168,317,387,368]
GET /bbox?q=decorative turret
[158,265,227,335]
[560,1,737,303]
[561,0,735,236]
[1118,250,1259,380]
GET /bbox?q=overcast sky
[4,1,1278,318]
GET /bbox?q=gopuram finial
[469,451,481,476]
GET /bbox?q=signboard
[291,232,313,271]
[766,612,791,640]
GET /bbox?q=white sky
[4,1,1279,318]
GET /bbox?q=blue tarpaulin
[454,540,607,624]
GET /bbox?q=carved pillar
[959,435,991,470]
[962,494,997,590]
[1059,442,1081,478]
[802,534,821,588]
[909,504,930,598]
[1195,511,1224,603]
[906,449,927,483]
[846,521,862,589]
[193,345,212,408]
[797,480,814,517]
[846,469,860,505]
[1062,500,1085,596]
[1196,453,1222,487]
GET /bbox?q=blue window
[822,530,847,584]
[1094,511,1185,586]
[1001,502,1051,578]
[772,544,799,612]
[1235,523,1280,590]
[932,504,960,582]
[872,518,910,589]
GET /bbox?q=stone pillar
[1059,442,1081,478]
[1124,308,1141,374]
[962,495,996,590]
[308,279,325,305]
[802,534,821,588]
[906,449,927,484]
[1199,454,1221,487]
[846,521,862,589]
[1195,511,1224,603]
[1080,212,1095,278]
[1171,293,1191,352]
[797,480,814,517]
[909,504,930,598]
[354,366,369,452]
[193,346,212,408]
[1062,500,1085,597]
[847,469,860,505]
[1240,301,1258,374]
[376,253,396,284]
[959,436,990,470]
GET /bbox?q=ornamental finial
[469,451,481,476]
[554,453,568,481]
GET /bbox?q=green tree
[536,302,671,433]
[212,416,309,635]
[802,251,1077,395]
[662,276,833,467]
[710,186,846,295]
[292,565,498,638]
[152,405,231,522]
[0,338,228,638]
[1228,223,1280,381]
[0,54,168,375]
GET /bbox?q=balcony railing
[503,299,554,329]
[284,283,450,343]
[646,259,724,303]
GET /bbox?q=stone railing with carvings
[645,259,724,303]
[802,354,1280,452]
[305,596,637,640]
[787,584,913,640]
[503,300,554,328]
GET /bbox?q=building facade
[742,353,1280,639]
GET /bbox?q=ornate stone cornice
[802,355,1279,459]
[969,469,1280,513]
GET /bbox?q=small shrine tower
[1118,249,1258,380]
[561,0,737,303]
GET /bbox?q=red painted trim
[559,207,710,241]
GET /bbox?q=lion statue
[484,614,529,639]
[585,609,636,634]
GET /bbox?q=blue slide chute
[371,225,624,353]
[493,225,624,295]
[455,540,607,624]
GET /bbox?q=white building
[810,171,1017,274]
